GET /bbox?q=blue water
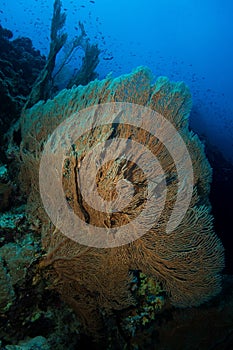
[1,0,233,161]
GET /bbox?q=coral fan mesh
[18,67,224,333]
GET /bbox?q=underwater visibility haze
[0,0,232,349]
[2,0,233,161]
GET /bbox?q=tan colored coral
[18,67,224,334]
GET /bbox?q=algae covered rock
[5,336,50,350]
[0,234,39,313]
[0,256,15,312]
[0,164,12,211]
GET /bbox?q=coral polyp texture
[18,66,224,333]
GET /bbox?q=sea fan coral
[18,66,224,334]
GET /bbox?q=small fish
[103,56,113,61]
[90,1,95,3]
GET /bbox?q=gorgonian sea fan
[18,67,224,333]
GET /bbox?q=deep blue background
[1,0,232,161]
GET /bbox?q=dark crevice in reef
[206,144,233,275]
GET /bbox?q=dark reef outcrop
[0,24,46,147]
